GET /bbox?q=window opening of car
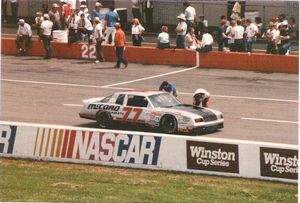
[127,95,149,107]
[149,93,181,108]
[116,94,125,105]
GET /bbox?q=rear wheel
[160,115,178,134]
[96,111,112,128]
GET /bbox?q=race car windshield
[149,93,181,108]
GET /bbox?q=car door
[122,95,153,125]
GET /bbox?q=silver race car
[79,91,224,134]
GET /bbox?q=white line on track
[241,117,298,124]
[63,104,83,107]
[101,66,198,87]
[1,78,298,103]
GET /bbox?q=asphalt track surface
[1,55,298,145]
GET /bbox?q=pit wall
[0,121,298,183]
[1,38,298,73]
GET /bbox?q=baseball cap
[18,19,25,24]
[43,14,50,19]
[115,23,121,28]
[95,2,103,7]
[94,17,100,22]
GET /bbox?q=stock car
[79,91,224,134]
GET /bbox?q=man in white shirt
[40,14,53,59]
[175,13,187,49]
[15,19,32,53]
[232,20,245,52]
[196,28,213,53]
[184,1,196,30]
[244,19,258,53]
[78,13,94,42]
[94,17,104,63]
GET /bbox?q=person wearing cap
[183,1,196,31]
[244,19,258,53]
[159,81,177,97]
[78,4,90,20]
[78,13,94,42]
[48,3,61,30]
[40,14,53,59]
[92,2,104,21]
[67,8,80,43]
[15,19,32,53]
[196,28,213,53]
[94,17,105,63]
[193,89,210,108]
[175,13,187,49]
[278,22,291,55]
[114,23,128,68]
[157,25,170,49]
[104,5,120,45]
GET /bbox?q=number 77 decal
[122,107,143,124]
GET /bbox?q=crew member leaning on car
[193,88,210,108]
[159,81,178,97]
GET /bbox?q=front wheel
[159,115,178,134]
[96,111,112,129]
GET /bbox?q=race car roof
[115,90,166,97]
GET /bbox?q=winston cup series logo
[186,141,239,173]
[260,147,298,180]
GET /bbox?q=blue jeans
[245,38,255,53]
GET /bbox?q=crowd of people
[14,0,297,61]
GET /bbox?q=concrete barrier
[1,37,298,73]
[0,121,298,183]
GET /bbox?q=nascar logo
[33,128,161,165]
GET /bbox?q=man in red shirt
[114,23,128,68]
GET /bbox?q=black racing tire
[96,111,112,129]
[159,114,178,134]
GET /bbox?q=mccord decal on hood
[88,104,120,111]
[33,128,161,166]
[186,141,239,173]
[260,147,298,180]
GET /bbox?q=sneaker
[19,48,23,52]
[124,62,128,68]
[95,60,100,63]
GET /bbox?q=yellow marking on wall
[39,128,46,156]
[55,129,64,158]
[33,128,40,156]
[44,129,52,156]
[50,129,58,157]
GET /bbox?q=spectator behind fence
[196,14,208,38]
[94,17,105,63]
[278,22,291,55]
[2,0,8,23]
[232,20,245,52]
[288,17,297,39]
[185,28,200,50]
[67,9,80,43]
[49,3,61,30]
[196,28,213,53]
[15,19,32,54]
[40,14,53,59]
[34,12,44,36]
[255,17,263,38]
[131,18,145,46]
[114,23,128,68]
[226,20,235,51]
[159,81,177,97]
[92,2,104,20]
[78,4,90,20]
[157,25,170,49]
[10,0,19,23]
[184,1,196,31]
[42,0,49,14]
[104,5,120,45]
[265,22,279,54]
[277,14,288,30]
[217,20,228,51]
[131,0,142,22]
[245,19,258,53]
[78,13,94,42]
[175,13,187,49]
[143,0,154,31]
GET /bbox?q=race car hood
[163,104,221,122]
